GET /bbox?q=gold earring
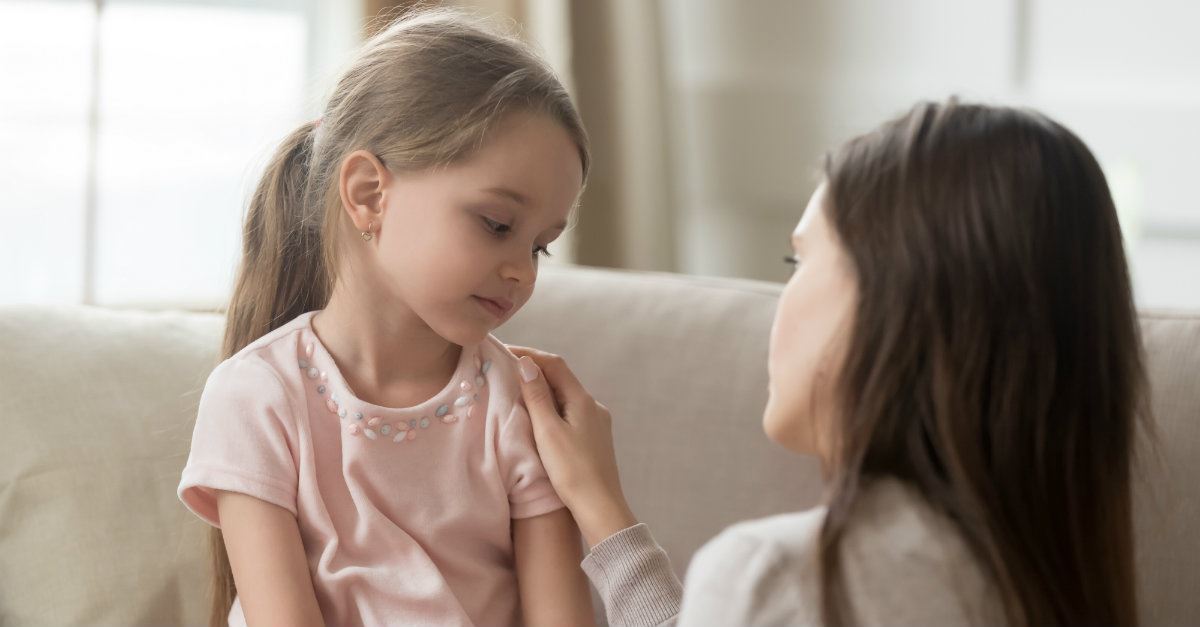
[361,220,374,241]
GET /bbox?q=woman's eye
[783,255,801,275]
[483,217,511,234]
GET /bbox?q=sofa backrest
[1,265,1196,625]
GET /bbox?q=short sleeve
[178,356,300,527]
[496,402,564,519]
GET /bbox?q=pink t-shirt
[178,310,563,626]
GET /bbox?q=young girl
[177,10,593,627]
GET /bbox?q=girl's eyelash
[483,216,552,258]
[483,217,511,234]
[783,255,800,265]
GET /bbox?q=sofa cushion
[0,306,222,626]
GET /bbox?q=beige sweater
[580,479,1004,626]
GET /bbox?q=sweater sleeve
[580,523,683,626]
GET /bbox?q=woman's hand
[509,346,639,548]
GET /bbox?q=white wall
[660,0,1200,308]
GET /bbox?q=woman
[511,100,1145,626]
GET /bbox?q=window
[0,0,359,308]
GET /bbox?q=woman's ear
[338,150,390,232]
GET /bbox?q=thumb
[516,356,562,433]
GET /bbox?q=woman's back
[678,478,1004,626]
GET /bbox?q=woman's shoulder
[694,506,826,582]
[679,508,825,625]
[683,479,1001,625]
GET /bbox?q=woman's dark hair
[819,100,1145,626]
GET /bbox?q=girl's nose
[499,249,537,286]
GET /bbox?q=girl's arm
[513,507,596,627]
[217,490,325,627]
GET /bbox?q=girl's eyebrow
[483,186,528,205]
[483,186,567,230]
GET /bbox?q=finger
[515,356,566,437]
[508,346,591,406]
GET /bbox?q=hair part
[816,100,1145,626]
[207,8,589,625]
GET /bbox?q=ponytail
[207,119,330,627]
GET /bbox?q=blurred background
[2,0,1197,309]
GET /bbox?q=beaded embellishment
[299,339,491,444]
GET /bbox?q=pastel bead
[307,367,319,379]
[406,430,416,441]
[326,399,338,413]
[320,371,328,382]
[338,408,347,418]
[481,360,492,374]
[298,359,309,369]
[354,412,364,421]
[409,419,418,429]
[364,428,377,440]
[460,380,472,392]
[393,430,406,443]
[435,405,450,417]
[419,417,430,429]
[381,424,392,436]
[474,354,482,370]
[454,395,471,408]
[476,375,486,388]
[468,404,481,420]
[367,416,381,427]
[442,414,458,424]
[316,385,326,395]
[305,342,314,358]
[347,424,360,436]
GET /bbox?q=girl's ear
[338,149,390,232]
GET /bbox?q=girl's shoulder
[477,334,520,376]
[204,311,316,402]
[475,334,526,420]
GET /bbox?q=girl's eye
[483,216,551,258]
[482,217,511,234]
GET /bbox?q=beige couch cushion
[1,266,1197,625]
[0,306,222,626]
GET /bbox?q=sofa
[1,265,1197,625]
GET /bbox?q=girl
[177,10,594,627]
[511,100,1146,626]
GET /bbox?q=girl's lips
[473,295,513,319]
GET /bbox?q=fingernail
[518,356,539,383]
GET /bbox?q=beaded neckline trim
[297,338,491,444]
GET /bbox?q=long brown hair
[206,9,589,626]
[817,100,1144,626]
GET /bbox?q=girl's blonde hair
[207,9,589,625]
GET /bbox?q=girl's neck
[312,281,461,405]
